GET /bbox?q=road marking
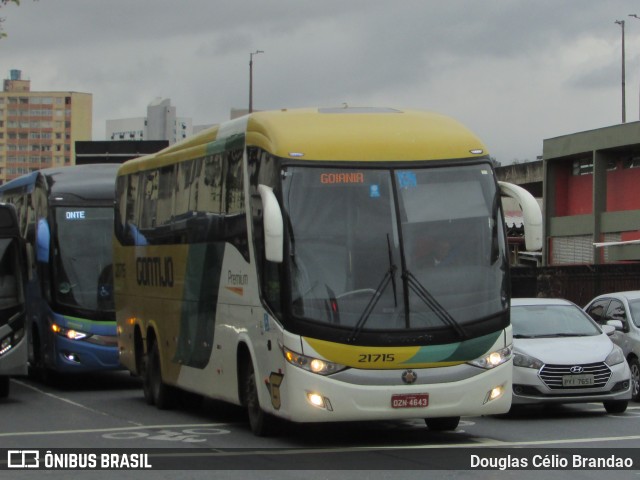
[12,379,127,421]
[0,423,236,438]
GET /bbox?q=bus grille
[539,362,612,389]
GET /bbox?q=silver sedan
[511,298,631,413]
[584,291,640,402]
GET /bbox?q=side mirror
[498,181,543,252]
[602,324,616,336]
[606,319,624,332]
[36,218,50,263]
[258,184,284,263]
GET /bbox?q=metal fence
[510,264,640,307]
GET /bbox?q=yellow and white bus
[114,107,541,435]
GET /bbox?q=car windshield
[53,207,114,313]
[628,299,640,328]
[281,163,507,335]
[512,304,602,337]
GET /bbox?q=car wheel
[603,400,628,414]
[629,357,640,401]
[0,376,9,398]
[425,416,460,431]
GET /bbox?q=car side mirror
[606,320,624,332]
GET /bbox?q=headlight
[467,346,512,369]
[513,352,544,370]
[605,345,625,366]
[0,328,25,356]
[51,323,89,341]
[283,346,347,375]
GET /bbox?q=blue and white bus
[0,164,120,380]
[0,203,28,397]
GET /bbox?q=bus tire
[0,376,9,398]
[27,328,56,385]
[146,341,177,410]
[425,416,460,431]
[141,349,154,406]
[243,360,276,437]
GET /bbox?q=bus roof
[0,164,119,202]
[118,107,489,175]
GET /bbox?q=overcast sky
[1,1,639,163]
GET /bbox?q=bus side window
[195,154,223,214]
[157,165,176,226]
[224,149,244,215]
[140,170,159,229]
[175,159,195,216]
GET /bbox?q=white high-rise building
[106,98,193,145]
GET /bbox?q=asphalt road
[2,371,640,479]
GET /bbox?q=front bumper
[512,362,632,405]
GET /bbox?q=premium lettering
[228,270,248,286]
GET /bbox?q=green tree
[1,0,22,39]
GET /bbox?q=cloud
[2,0,637,162]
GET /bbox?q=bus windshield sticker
[397,171,417,189]
[370,184,380,198]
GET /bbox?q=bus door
[0,203,29,398]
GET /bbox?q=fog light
[63,352,81,364]
[306,391,333,411]
[484,385,505,404]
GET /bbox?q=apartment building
[106,97,193,145]
[0,70,92,183]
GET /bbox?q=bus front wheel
[242,360,276,437]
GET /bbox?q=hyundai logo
[569,366,584,374]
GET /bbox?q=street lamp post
[249,50,264,114]
[615,20,626,123]
[630,14,640,120]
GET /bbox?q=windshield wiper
[347,236,397,343]
[519,333,586,338]
[403,269,468,340]
[386,234,398,308]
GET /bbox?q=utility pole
[249,50,264,114]
[615,20,626,123]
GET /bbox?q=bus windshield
[0,238,21,319]
[53,207,114,314]
[282,163,507,336]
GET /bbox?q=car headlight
[605,345,625,366]
[513,352,544,370]
[283,346,347,375]
[467,345,512,369]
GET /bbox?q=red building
[544,122,640,265]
